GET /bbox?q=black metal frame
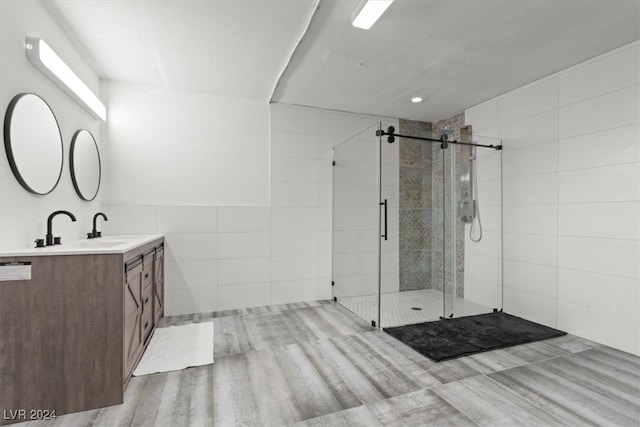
[3,93,64,195]
[70,129,102,202]
[376,126,502,150]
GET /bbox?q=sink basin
[77,240,128,248]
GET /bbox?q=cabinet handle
[144,273,149,279]
[144,321,149,329]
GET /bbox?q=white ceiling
[44,0,639,121]
[273,0,640,121]
[44,0,318,100]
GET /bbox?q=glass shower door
[444,134,504,319]
[332,122,381,327]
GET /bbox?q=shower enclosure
[332,120,503,329]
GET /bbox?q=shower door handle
[380,199,388,241]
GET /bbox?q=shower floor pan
[337,289,491,328]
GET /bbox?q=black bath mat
[384,312,566,362]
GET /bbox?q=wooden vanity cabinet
[0,237,164,425]
[153,246,164,325]
[123,259,144,382]
[122,242,164,385]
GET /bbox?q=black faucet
[45,210,77,246]
[88,212,108,239]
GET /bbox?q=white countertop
[0,234,164,257]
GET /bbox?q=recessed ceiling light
[411,97,423,103]
[352,0,394,30]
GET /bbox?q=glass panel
[446,134,504,319]
[378,121,400,328]
[381,123,449,328]
[380,122,503,329]
[332,122,381,327]
[433,143,448,319]
[440,144,461,318]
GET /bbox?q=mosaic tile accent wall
[398,114,467,298]
[398,119,433,291]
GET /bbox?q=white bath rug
[133,322,214,376]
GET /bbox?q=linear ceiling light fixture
[25,37,106,121]
[351,0,394,30]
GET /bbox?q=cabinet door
[123,261,144,381]
[153,247,164,325]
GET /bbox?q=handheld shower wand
[469,146,483,242]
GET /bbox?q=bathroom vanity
[0,235,164,424]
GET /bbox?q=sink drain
[411,307,422,311]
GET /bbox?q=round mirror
[70,129,101,201]
[3,93,63,195]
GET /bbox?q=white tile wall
[101,205,158,235]
[498,75,558,125]
[164,233,218,262]
[558,163,640,203]
[271,131,318,159]
[104,105,397,316]
[557,269,637,315]
[559,202,639,240]
[463,278,500,309]
[557,299,638,355]
[503,287,557,327]
[218,232,270,259]
[559,123,640,171]
[271,157,318,183]
[502,204,558,235]
[218,283,271,311]
[464,231,502,258]
[503,260,558,298]
[466,98,499,132]
[558,237,639,279]
[559,85,638,138]
[272,280,318,305]
[271,182,318,206]
[218,256,271,286]
[271,255,318,282]
[502,141,558,178]
[270,104,318,134]
[165,260,218,290]
[218,207,269,233]
[165,288,219,314]
[559,43,639,107]
[499,110,559,150]
[271,231,318,257]
[465,40,640,355]
[158,206,218,233]
[502,174,558,206]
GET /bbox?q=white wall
[103,81,269,206]
[465,40,640,355]
[104,103,398,315]
[0,1,103,251]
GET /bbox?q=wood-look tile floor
[15,300,640,426]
